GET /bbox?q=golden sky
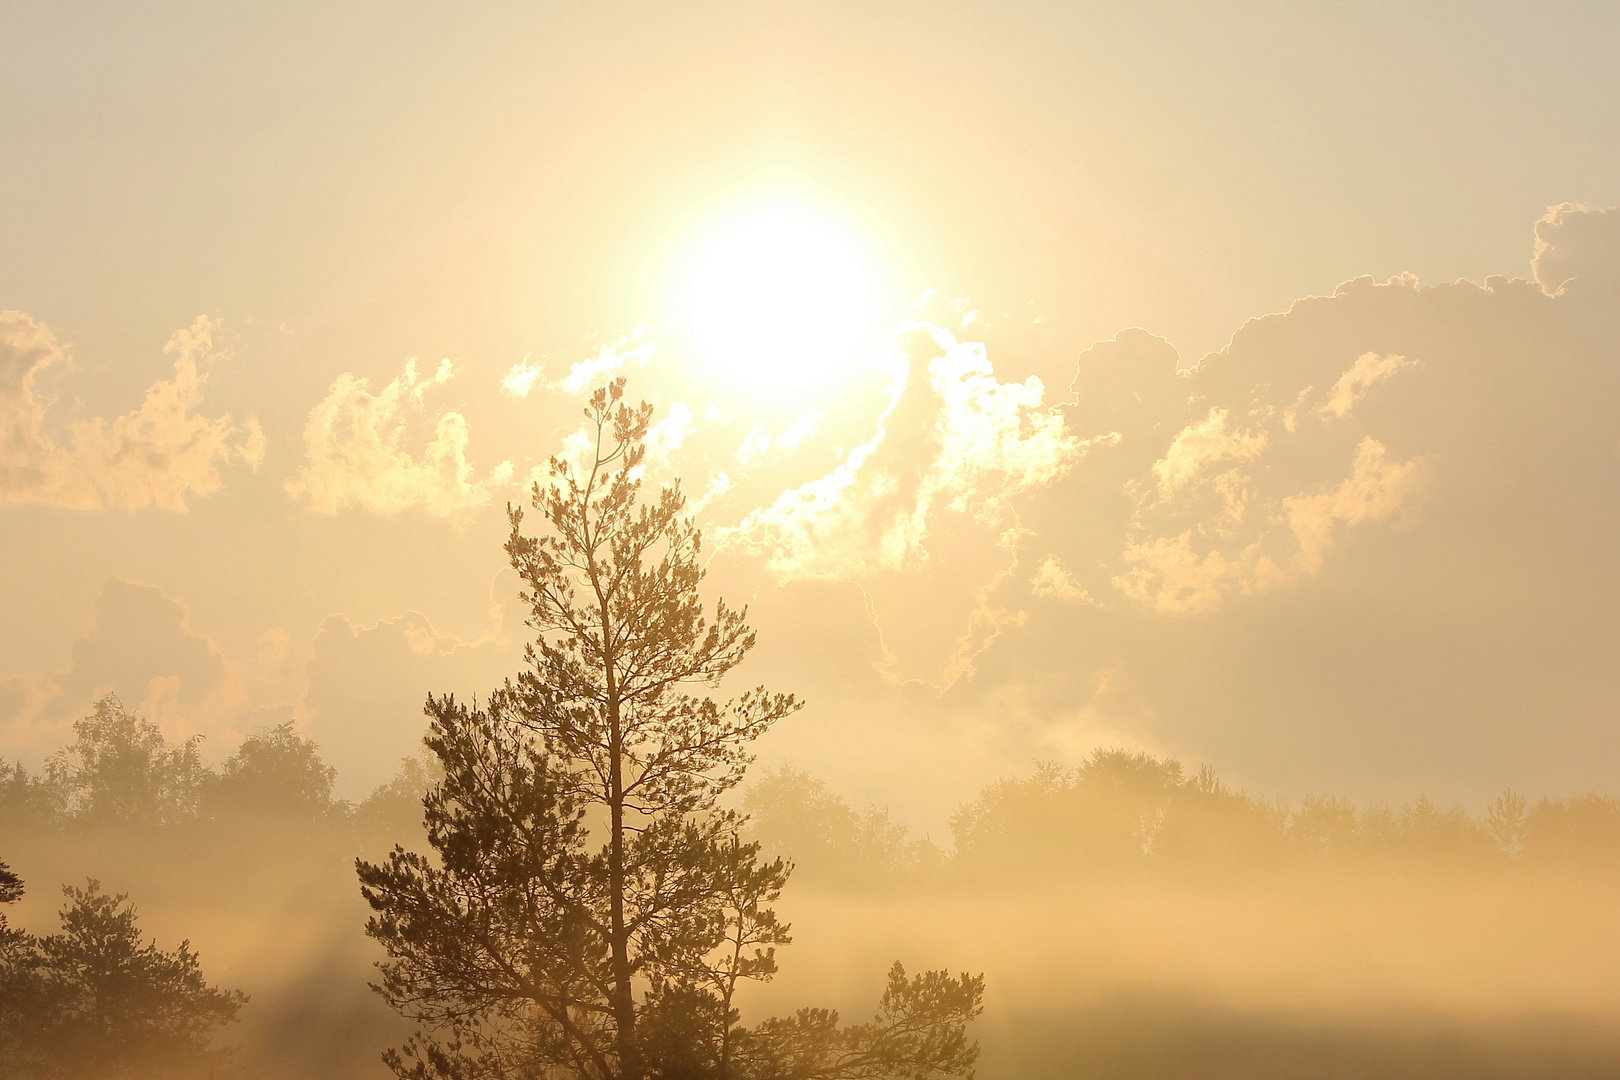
[3,1,1620,828]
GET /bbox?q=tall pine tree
[359,381,981,1080]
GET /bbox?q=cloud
[1152,407,1268,497]
[645,401,694,463]
[1283,436,1424,575]
[1532,203,1620,297]
[497,335,657,407]
[287,357,512,521]
[1054,303,1433,617]
[554,334,656,396]
[727,323,1080,582]
[1315,352,1417,420]
[1031,556,1093,604]
[0,312,263,511]
[0,577,245,757]
[712,324,1081,689]
[499,359,543,399]
[299,579,524,795]
[777,409,823,450]
[732,423,773,466]
[911,202,1620,810]
[1112,430,1423,615]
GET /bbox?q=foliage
[46,696,209,826]
[355,753,441,845]
[743,768,942,886]
[0,760,66,828]
[734,964,983,1080]
[358,381,983,1080]
[1523,794,1620,867]
[1485,788,1529,860]
[207,720,338,820]
[0,870,245,1079]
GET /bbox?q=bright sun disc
[687,214,875,392]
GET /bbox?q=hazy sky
[3,1,1619,828]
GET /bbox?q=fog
[4,708,1618,1078]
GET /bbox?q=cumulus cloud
[300,584,523,795]
[1113,430,1423,614]
[645,401,694,463]
[497,334,657,409]
[0,577,244,757]
[1532,203,1620,296]
[1152,407,1268,497]
[732,423,773,466]
[287,357,512,521]
[898,202,1620,811]
[0,312,263,511]
[553,334,656,396]
[1056,312,1430,617]
[727,323,1080,581]
[711,324,1081,689]
[777,409,823,450]
[1283,436,1424,575]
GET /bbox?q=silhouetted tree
[359,382,982,1080]
[0,761,65,830]
[355,753,440,848]
[952,750,1208,873]
[743,767,942,885]
[1524,793,1620,868]
[1486,789,1529,861]
[0,857,44,1070]
[732,965,985,1080]
[1289,795,1361,858]
[745,768,859,869]
[0,859,20,906]
[1397,796,1490,864]
[208,720,337,820]
[48,696,208,826]
[0,875,245,1078]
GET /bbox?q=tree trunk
[607,693,640,1080]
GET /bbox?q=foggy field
[6,804,1619,1079]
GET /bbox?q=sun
[686,214,876,392]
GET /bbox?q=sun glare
[686,214,876,392]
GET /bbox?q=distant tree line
[6,702,1619,893]
[0,695,435,844]
[748,752,1620,885]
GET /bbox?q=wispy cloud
[1316,352,1416,420]
[0,312,262,511]
[499,358,543,399]
[287,357,511,522]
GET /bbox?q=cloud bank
[7,204,1620,819]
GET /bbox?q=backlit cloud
[1532,203,1620,296]
[499,359,543,399]
[0,312,263,511]
[0,577,245,757]
[1316,352,1416,420]
[287,357,512,521]
[299,581,523,796]
[727,323,1080,582]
